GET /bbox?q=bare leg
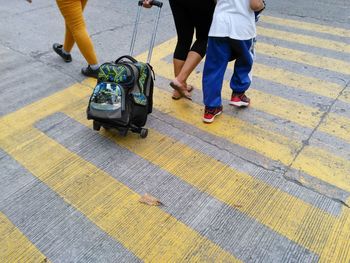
[172,58,185,99]
[171,51,202,99]
[175,51,202,86]
[173,58,185,77]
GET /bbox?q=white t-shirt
[209,0,256,40]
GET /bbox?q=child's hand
[250,0,265,11]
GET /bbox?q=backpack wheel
[119,128,128,137]
[140,128,148,138]
[93,121,101,131]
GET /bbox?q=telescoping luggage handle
[129,0,163,64]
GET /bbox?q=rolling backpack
[86,0,163,138]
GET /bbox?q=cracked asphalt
[1,0,350,262]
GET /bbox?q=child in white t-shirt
[202,0,265,123]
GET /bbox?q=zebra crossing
[0,13,349,263]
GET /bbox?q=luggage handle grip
[138,0,163,8]
[130,1,163,63]
[115,55,138,64]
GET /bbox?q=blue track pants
[202,37,255,108]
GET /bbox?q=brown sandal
[170,81,192,100]
[171,85,194,100]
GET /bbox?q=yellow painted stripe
[0,212,48,262]
[0,31,348,262]
[258,26,350,53]
[261,16,350,38]
[142,37,350,104]
[292,146,350,192]
[0,83,90,138]
[319,114,350,142]
[160,84,301,164]
[343,89,350,104]
[1,73,346,260]
[257,42,350,75]
[320,206,350,263]
[84,79,298,164]
[136,38,350,191]
[93,55,349,191]
[155,88,350,192]
[64,95,338,256]
[154,59,322,128]
[0,80,338,258]
[0,120,238,261]
[254,62,350,104]
[152,38,350,143]
[252,62,344,101]
[84,75,350,193]
[154,58,350,145]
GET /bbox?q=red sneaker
[229,93,250,107]
[203,106,223,123]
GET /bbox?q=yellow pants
[56,0,98,65]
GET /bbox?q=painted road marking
[320,208,350,263]
[0,83,88,137]
[1,77,348,262]
[64,96,338,257]
[0,88,239,262]
[319,114,350,142]
[136,37,350,193]
[154,87,350,193]
[258,26,350,54]
[257,42,350,75]
[252,63,348,103]
[142,38,349,104]
[154,58,350,146]
[261,16,350,38]
[0,212,48,262]
[139,21,350,262]
[292,146,350,191]
[1,14,349,262]
[0,80,341,259]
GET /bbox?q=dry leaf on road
[139,193,163,206]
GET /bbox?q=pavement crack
[16,4,54,15]
[287,79,349,166]
[332,198,350,209]
[90,23,134,38]
[0,42,82,83]
[0,42,27,57]
[30,50,52,60]
[90,11,173,38]
[91,18,156,38]
[0,4,54,20]
[282,79,350,206]
[283,173,350,207]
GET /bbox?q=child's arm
[250,0,265,11]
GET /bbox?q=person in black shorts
[143,0,215,100]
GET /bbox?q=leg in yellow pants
[56,0,98,65]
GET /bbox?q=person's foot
[52,43,72,63]
[203,106,223,123]
[229,93,250,107]
[172,85,194,100]
[81,65,99,78]
[170,79,192,100]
